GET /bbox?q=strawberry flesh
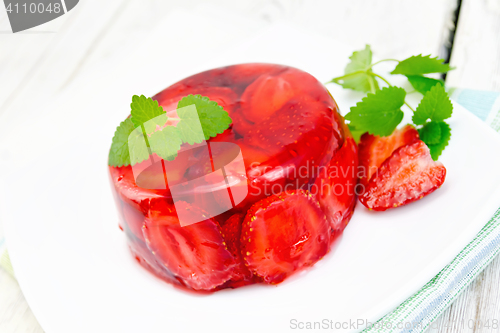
[313,137,358,241]
[359,140,446,211]
[358,124,419,185]
[219,213,253,284]
[143,206,237,291]
[241,190,330,284]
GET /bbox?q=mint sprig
[391,55,453,75]
[346,87,405,136]
[329,46,454,160]
[330,45,379,93]
[418,121,442,145]
[130,95,166,128]
[427,122,451,160]
[108,94,232,167]
[177,94,232,144]
[406,75,444,95]
[108,118,135,167]
[412,83,453,125]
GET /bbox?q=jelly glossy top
[110,63,346,216]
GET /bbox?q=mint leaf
[391,55,452,75]
[109,94,233,167]
[418,121,442,145]
[149,127,183,161]
[412,83,453,125]
[143,113,168,134]
[337,45,379,92]
[406,75,444,95]
[108,118,135,167]
[128,126,151,166]
[130,95,166,128]
[176,104,206,145]
[427,122,451,160]
[177,94,232,142]
[347,124,365,143]
[108,118,155,167]
[345,86,405,136]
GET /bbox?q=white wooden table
[1,0,499,332]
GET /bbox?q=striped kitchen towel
[0,89,499,333]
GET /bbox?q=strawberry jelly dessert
[109,63,358,291]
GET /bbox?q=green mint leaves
[130,95,166,128]
[391,55,453,75]
[406,75,444,95]
[108,94,232,167]
[108,118,136,167]
[346,87,405,136]
[412,84,453,159]
[334,45,379,93]
[426,122,451,160]
[412,84,453,125]
[149,126,183,162]
[177,94,232,144]
[418,121,442,145]
[330,46,454,160]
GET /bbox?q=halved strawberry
[120,200,147,242]
[359,140,446,211]
[239,71,296,123]
[242,96,341,190]
[243,96,339,154]
[220,213,253,283]
[241,190,330,284]
[313,137,358,241]
[128,238,178,285]
[143,206,237,291]
[358,124,419,185]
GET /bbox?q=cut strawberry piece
[220,213,253,282]
[359,140,446,211]
[128,237,178,285]
[358,124,419,185]
[237,141,270,168]
[241,190,330,284]
[231,111,255,138]
[240,72,296,123]
[313,137,358,240]
[143,207,237,291]
[220,214,243,258]
[243,96,341,188]
[120,201,147,242]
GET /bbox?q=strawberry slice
[120,200,147,242]
[358,124,419,185]
[143,206,237,291]
[359,140,446,211]
[242,96,341,189]
[241,190,330,284]
[313,137,358,240]
[220,213,253,283]
[128,238,178,285]
[239,70,296,123]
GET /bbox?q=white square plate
[2,21,500,333]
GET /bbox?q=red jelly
[109,64,358,291]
